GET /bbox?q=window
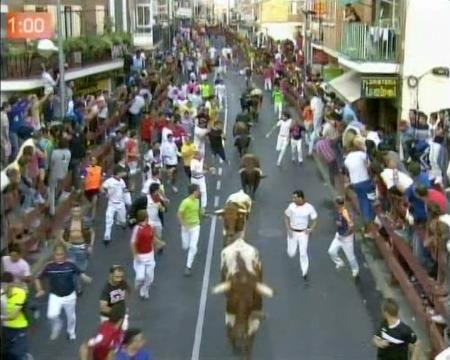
[136,4,152,32]
[290,1,299,16]
[96,5,105,34]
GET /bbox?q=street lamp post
[57,0,66,119]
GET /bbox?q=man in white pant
[177,184,201,276]
[290,119,305,164]
[328,196,359,278]
[284,190,318,283]
[266,111,293,167]
[130,210,162,299]
[190,151,211,211]
[102,166,130,246]
[35,244,92,340]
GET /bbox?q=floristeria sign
[361,77,398,98]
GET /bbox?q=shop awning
[325,71,362,104]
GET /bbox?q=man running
[190,151,212,211]
[327,196,360,278]
[177,184,201,277]
[130,210,163,299]
[102,166,130,246]
[35,244,92,340]
[284,190,318,283]
[265,111,293,167]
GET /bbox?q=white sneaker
[172,186,178,193]
[335,262,345,270]
[50,322,62,341]
[352,270,360,278]
[68,333,76,341]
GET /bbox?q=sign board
[176,8,192,18]
[361,77,398,98]
[7,12,54,40]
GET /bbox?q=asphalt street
[29,64,380,360]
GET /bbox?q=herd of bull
[212,187,273,358]
[199,85,271,359]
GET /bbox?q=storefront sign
[361,77,398,98]
[7,12,54,40]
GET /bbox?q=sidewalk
[312,151,431,359]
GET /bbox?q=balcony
[1,33,131,89]
[340,23,398,63]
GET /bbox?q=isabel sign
[361,77,398,98]
[7,12,54,40]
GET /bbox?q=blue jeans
[351,179,375,222]
[68,246,89,272]
[2,327,29,360]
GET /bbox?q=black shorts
[84,189,100,201]
[165,164,177,170]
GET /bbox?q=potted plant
[64,38,86,66]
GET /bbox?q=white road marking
[223,96,228,136]
[191,199,219,360]
[218,167,223,176]
[216,180,221,191]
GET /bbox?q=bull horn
[212,281,231,294]
[238,208,248,214]
[214,209,225,215]
[255,283,274,298]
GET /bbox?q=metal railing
[340,22,398,62]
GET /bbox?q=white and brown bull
[215,190,253,246]
[212,252,273,360]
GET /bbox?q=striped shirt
[315,138,336,164]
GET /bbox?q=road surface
[29,64,380,360]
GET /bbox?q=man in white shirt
[102,166,130,246]
[190,151,211,210]
[266,112,293,167]
[308,91,325,155]
[344,147,375,223]
[209,46,217,61]
[380,159,414,197]
[128,93,145,128]
[215,80,226,110]
[146,183,164,239]
[284,190,318,282]
[161,134,179,193]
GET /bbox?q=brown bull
[240,154,263,199]
[215,202,248,246]
[212,254,273,360]
[233,122,251,157]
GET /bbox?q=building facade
[254,0,304,41]
[305,0,450,130]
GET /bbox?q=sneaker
[172,185,178,193]
[352,270,360,278]
[335,262,345,270]
[103,240,110,247]
[50,323,62,341]
[184,267,192,277]
[68,333,76,341]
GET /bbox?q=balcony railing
[1,33,131,81]
[340,22,398,62]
